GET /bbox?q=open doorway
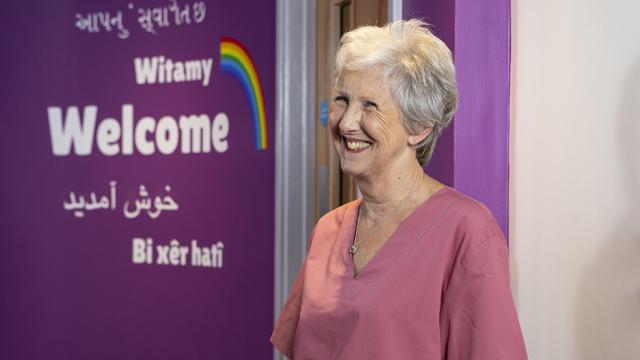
[315,0,389,220]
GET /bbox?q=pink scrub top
[271,186,527,359]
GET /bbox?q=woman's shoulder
[304,199,361,251]
[316,198,360,226]
[435,186,504,242]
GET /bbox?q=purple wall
[404,0,511,237]
[454,0,511,237]
[0,1,275,359]
[404,0,456,187]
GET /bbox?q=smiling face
[329,68,424,179]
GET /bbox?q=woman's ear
[408,127,432,147]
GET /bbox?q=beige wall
[510,0,640,359]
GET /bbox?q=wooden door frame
[274,2,402,359]
[314,0,399,222]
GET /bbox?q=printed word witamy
[134,56,213,86]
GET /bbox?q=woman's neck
[355,157,436,222]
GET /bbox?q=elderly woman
[271,19,527,359]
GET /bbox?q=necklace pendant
[349,244,358,254]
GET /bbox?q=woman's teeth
[346,140,371,150]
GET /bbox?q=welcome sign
[0,1,275,358]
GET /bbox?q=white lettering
[48,105,231,156]
[135,116,156,155]
[191,240,224,268]
[179,114,210,153]
[185,60,202,82]
[48,106,97,156]
[133,238,224,269]
[201,58,212,86]
[173,62,185,82]
[122,104,134,154]
[132,237,153,264]
[134,56,212,86]
[96,118,121,155]
[134,57,158,84]
[212,112,229,153]
[155,116,179,154]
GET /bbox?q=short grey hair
[335,19,458,166]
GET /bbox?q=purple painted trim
[403,0,456,186]
[425,125,454,186]
[403,0,511,239]
[454,0,511,238]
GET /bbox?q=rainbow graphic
[220,37,268,150]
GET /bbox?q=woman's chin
[339,161,366,177]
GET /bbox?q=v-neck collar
[343,186,451,279]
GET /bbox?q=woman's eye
[334,96,348,105]
[363,101,378,110]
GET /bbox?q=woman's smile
[343,137,372,152]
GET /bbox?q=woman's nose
[339,105,361,133]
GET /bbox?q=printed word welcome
[47,104,229,156]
